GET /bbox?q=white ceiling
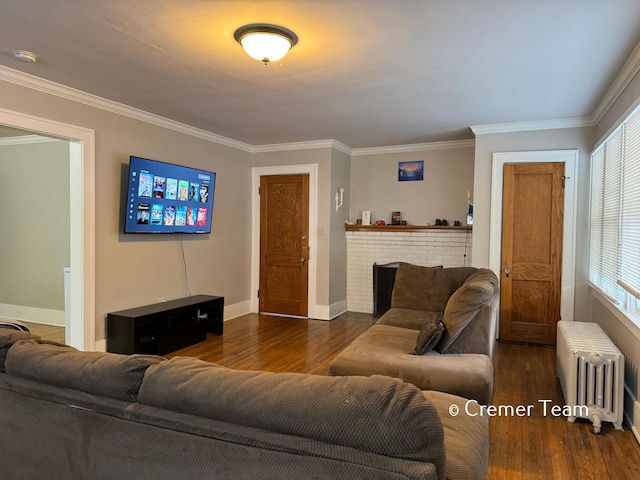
[1,0,640,148]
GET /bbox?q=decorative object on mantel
[398,160,424,182]
[467,190,474,225]
[362,210,371,225]
[435,218,449,226]
[391,211,402,225]
[345,224,472,232]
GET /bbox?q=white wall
[590,67,640,441]
[472,126,595,322]
[0,138,70,325]
[0,78,253,342]
[350,145,474,226]
[329,148,350,312]
[252,147,333,315]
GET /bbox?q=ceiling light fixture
[234,24,298,64]
[12,50,38,63]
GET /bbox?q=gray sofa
[329,264,500,404]
[0,329,488,480]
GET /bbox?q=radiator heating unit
[556,321,624,433]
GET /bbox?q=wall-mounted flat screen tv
[124,156,216,234]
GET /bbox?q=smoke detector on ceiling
[12,50,38,63]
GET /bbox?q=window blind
[620,112,640,297]
[589,104,640,303]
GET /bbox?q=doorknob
[504,267,511,278]
[300,257,306,264]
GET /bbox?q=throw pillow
[412,312,445,355]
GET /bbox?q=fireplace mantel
[345,224,472,233]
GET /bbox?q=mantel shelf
[345,224,472,233]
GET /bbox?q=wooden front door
[499,162,564,345]
[259,174,309,317]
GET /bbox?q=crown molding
[591,40,640,124]
[470,117,595,136]
[0,134,61,146]
[350,139,475,156]
[0,65,255,153]
[251,139,353,155]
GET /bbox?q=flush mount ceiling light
[234,24,298,64]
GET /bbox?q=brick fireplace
[345,226,473,313]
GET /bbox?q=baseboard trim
[224,300,252,321]
[624,384,640,445]
[0,303,64,327]
[329,300,348,319]
[313,300,348,321]
[94,339,106,353]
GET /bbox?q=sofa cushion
[377,308,443,331]
[412,312,445,355]
[391,264,477,312]
[436,268,499,353]
[424,390,489,480]
[5,340,165,402]
[329,324,494,404]
[0,329,42,372]
[139,356,446,474]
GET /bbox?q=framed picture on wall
[398,161,424,182]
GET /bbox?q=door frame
[251,164,318,318]
[0,107,96,351]
[489,150,578,329]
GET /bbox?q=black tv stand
[106,295,224,355]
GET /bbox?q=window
[589,104,640,324]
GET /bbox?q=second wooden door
[499,162,564,345]
[259,174,309,317]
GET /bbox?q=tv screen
[124,156,216,234]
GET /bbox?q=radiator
[556,321,624,433]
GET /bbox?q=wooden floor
[23,312,640,479]
[7,320,65,343]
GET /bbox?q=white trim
[628,390,640,445]
[489,150,579,329]
[471,117,595,136]
[224,300,252,321]
[0,134,61,146]
[0,65,254,153]
[313,300,348,321]
[0,107,96,351]
[594,96,640,150]
[591,40,640,125]
[0,303,64,327]
[251,164,319,319]
[330,299,348,320]
[94,339,106,352]
[592,288,640,344]
[351,139,475,156]
[252,139,352,155]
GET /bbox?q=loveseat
[329,264,500,404]
[0,328,488,480]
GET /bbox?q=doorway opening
[0,107,95,350]
[489,150,578,335]
[251,164,318,319]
